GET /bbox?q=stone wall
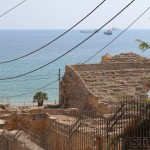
[45,131,95,150]
[60,65,98,111]
[102,52,150,63]
[60,53,150,113]
[72,62,150,72]
[5,113,48,135]
[29,107,80,117]
[0,130,44,150]
[44,121,96,150]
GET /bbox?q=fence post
[106,117,109,150]
[68,126,71,150]
[96,137,103,150]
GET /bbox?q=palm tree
[33,91,48,106]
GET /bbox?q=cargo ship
[104,29,112,35]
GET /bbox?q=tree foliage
[136,39,150,51]
[33,91,48,106]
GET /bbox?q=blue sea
[0,29,149,105]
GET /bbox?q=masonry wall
[0,131,44,150]
[72,62,150,72]
[29,107,80,117]
[45,125,95,150]
[5,113,48,135]
[60,65,98,111]
[60,53,150,113]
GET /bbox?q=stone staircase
[77,68,150,105]
[70,53,150,110]
[103,52,150,63]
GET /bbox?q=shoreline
[0,102,61,112]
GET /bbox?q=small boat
[104,29,112,35]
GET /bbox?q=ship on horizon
[104,29,112,35]
[80,29,99,33]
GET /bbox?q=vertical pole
[106,117,108,149]
[58,69,61,105]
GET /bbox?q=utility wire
[0,0,27,18]
[83,6,150,64]
[0,69,62,82]
[0,0,135,80]
[4,88,58,94]
[0,0,106,64]
[2,1,147,101]
[5,79,58,98]
[1,77,58,83]
[1,74,61,82]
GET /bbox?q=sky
[0,0,149,29]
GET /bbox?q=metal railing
[105,98,150,150]
[1,98,150,149]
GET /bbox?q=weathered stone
[0,130,44,150]
[60,53,150,113]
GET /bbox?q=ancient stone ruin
[60,52,150,113]
[0,52,150,150]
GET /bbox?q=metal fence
[1,98,150,150]
[41,106,107,150]
[105,98,150,150]
[45,98,150,150]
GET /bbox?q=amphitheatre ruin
[0,52,150,150]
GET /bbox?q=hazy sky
[0,0,149,29]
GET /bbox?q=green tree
[136,39,150,51]
[33,91,48,106]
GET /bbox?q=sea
[0,29,149,105]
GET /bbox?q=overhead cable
[0,0,135,80]
[0,0,27,18]
[83,6,150,64]
[0,0,106,64]
[5,79,58,98]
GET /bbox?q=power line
[2,87,58,95]
[4,79,58,98]
[83,6,150,64]
[0,77,59,83]
[0,74,61,83]
[0,0,135,80]
[0,69,63,83]
[0,0,106,64]
[0,0,27,18]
